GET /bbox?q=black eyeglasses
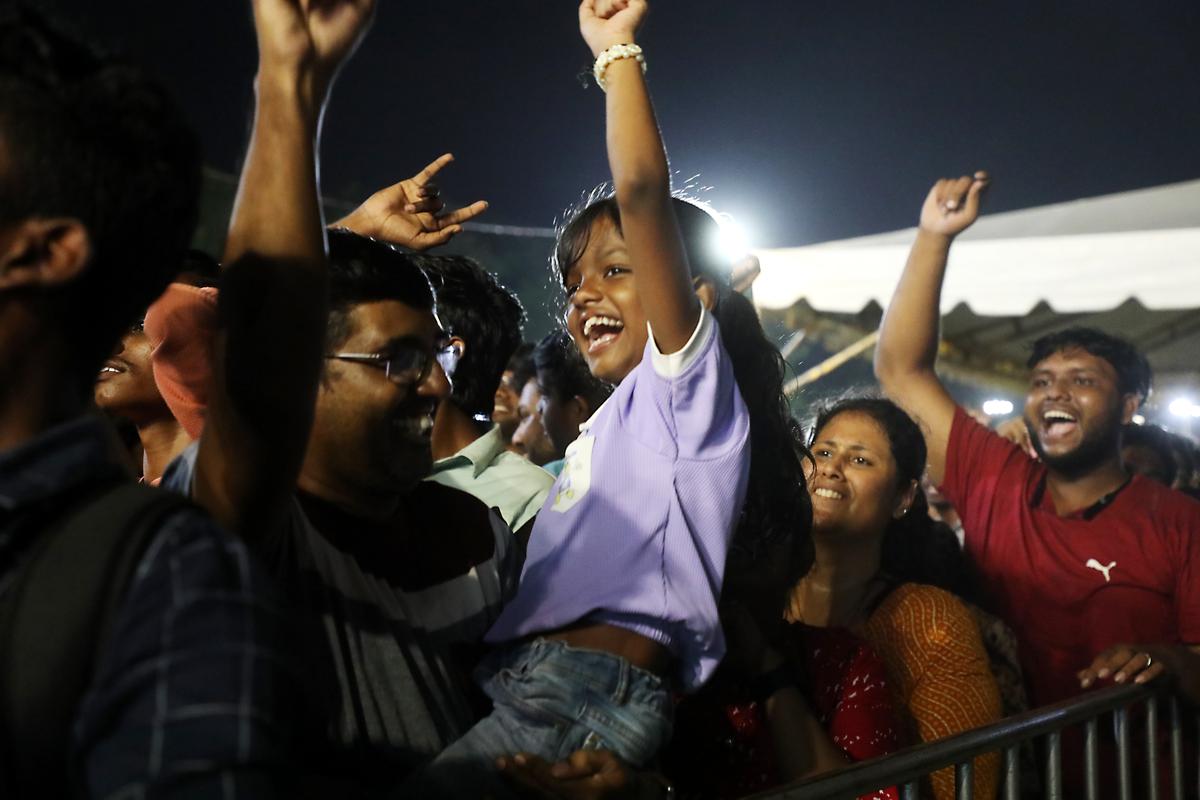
[324,347,431,385]
[325,342,456,386]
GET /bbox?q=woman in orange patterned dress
[786,398,1003,800]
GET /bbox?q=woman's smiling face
[807,410,908,540]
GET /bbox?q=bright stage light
[982,399,1014,417]
[712,216,751,264]
[1168,398,1200,418]
[1131,414,1146,425]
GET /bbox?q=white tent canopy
[754,179,1200,315]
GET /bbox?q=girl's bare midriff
[544,621,672,677]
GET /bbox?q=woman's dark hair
[809,397,978,605]
[553,193,812,565]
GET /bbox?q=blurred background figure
[1120,422,1178,487]
[532,330,613,476]
[511,358,557,467]
[494,343,533,452]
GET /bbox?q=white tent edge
[753,179,1200,316]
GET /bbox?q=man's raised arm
[192,0,374,537]
[874,171,988,484]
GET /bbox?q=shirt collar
[1029,470,1134,520]
[433,424,507,479]
[0,414,129,513]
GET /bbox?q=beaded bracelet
[593,43,646,92]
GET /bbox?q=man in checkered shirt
[0,1,377,796]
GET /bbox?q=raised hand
[332,154,488,251]
[251,0,375,105]
[918,171,989,239]
[579,0,648,58]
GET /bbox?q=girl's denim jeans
[400,637,673,798]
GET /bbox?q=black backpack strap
[0,481,192,798]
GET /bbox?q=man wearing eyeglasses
[162,229,520,791]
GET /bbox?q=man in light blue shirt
[422,256,553,536]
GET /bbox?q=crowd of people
[1,1,1197,798]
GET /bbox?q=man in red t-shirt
[873,171,1200,712]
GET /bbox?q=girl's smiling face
[563,216,650,384]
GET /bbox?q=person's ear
[893,479,920,520]
[693,275,718,312]
[436,335,466,381]
[0,218,92,291]
[568,394,592,427]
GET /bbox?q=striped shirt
[162,445,521,782]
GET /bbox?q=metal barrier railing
[751,683,1193,800]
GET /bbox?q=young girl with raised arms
[407,0,810,794]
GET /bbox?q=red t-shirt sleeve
[940,406,1038,561]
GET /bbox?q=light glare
[982,399,1014,417]
[1168,398,1200,418]
[713,217,751,263]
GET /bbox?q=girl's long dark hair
[553,194,812,569]
[809,397,978,604]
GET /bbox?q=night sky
[47,0,1200,248]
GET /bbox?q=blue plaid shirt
[0,415,316,798]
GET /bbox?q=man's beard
[379,416,433,488]
[1028,410,1122,479]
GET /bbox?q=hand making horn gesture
[333,154,488,250]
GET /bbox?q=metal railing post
[1003,746,1019,800]
[753,684,1171,800]
[955,759,973,800]
[1146,697,1160,800]
[1116,706,1132,800]
[1084,716,1099,800]
[1046,731,1062,800]
[1169,698,1183,800]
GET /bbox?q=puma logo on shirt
[1085,558,1117,583]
